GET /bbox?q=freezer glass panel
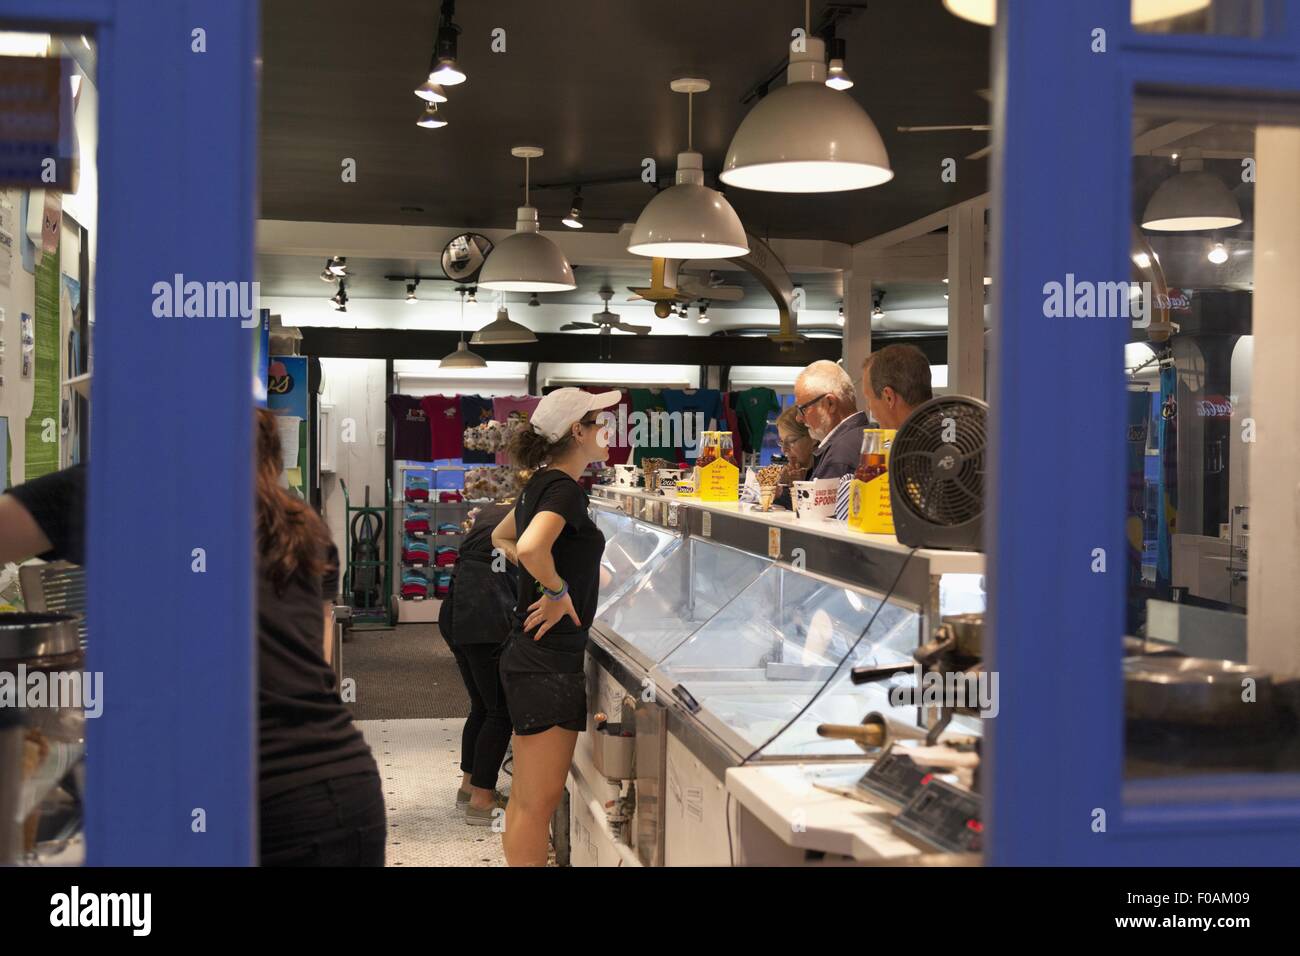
[594,510,680,616]
[595,537,770,664]
[658,564,924,756]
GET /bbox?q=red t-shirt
[420,395,464,461]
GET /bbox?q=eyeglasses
[794,393,829,422]
[777,436,804,451]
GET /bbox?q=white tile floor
[358,717,512,867]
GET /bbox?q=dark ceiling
[259,0,991,244]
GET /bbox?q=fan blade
[560,322,599,331]
[966,144,992,161]
[679,278,744,301]
[896,124,992,133]
[614,321,651,335]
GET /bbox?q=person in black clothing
[0,414,386,866]
[491,387,618,866]
[437,502,516,825]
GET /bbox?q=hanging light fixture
[1141,150,1242,232]
[562,188,585,229]
[528,292,541,307]
[416,101,447,128]
[1207,242,1229,265]
[414,79,448,103]
[697,302,710,324]
[331,280,348,312]
[825,37,853,91]
[471,304,538,345]
[943,0,1211,26]
[320,256,348,281]
[441,291,487,368]
[425,0,466,86]
[405,279,419,303]
[629,77,749,259]
[720,2,891,193]
[479,147,577,292]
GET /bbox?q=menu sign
[0,55,72,189]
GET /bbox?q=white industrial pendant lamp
[471,302,538,345]
[628,78,749,259]
[441,292,487,368]
[479,146,577,292]
[719,1,892,193]
[1141,150,1242,232]
[426,0,467,86]
[943,0,1210,26]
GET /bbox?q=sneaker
[465,792,508,827]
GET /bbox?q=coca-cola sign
[1196,396,1233,418]
[1154,289,1192,312]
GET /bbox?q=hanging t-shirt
[420,395,464,461]
[662,388,725,460]
[460,394,495,464]
[584,386,631,466]
[628,388,680,466]
[493,395,541,465]
[387,394,432,462]
[722,398,744,464]
[734,387,781,454]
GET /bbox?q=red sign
[1196,396,1233,418]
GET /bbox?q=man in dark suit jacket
[794,360,868,483]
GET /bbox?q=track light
[562,188,585,229]
[825,37,854,91]
[837,302,845,326]
[1208,242,1228,265]
[405,279,419,303]
[414,79,448,103]
[697,303,710,324]
[466,287,477,304]
[321,256,347,281]
[871,291,884,319]
[416,102,447,128]
[427,0,466,87]
[528,292,540,307]
[331,281,348,312]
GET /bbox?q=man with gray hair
[792,360,869,484]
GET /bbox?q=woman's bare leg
[501,727,578,866]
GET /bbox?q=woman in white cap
[490,386,620,866]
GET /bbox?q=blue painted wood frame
[0,0,260,863]
[989,0,1300,865]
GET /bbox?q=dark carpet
[342,623,471,720]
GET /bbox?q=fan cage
[890,399,987,527]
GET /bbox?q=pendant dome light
[414,79,448,103]
[719,1,892,193]
[943,0,1210,26]
[416,101,447,128]
[479,146,577,292]
[441,290,487,368]
[628,78,749,260]
[471,300,538,345]
[1141,150,1242,232]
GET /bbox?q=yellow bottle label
[849,474,894,534]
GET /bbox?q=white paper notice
[277,415,301,469]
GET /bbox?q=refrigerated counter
[567,487,987,867]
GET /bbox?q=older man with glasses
[792,360,869,485]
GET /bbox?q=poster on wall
[23,244,58,480]
[267,355,308,496]
[252,309,269,406]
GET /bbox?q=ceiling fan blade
[561,322,599,331]
[897,124,992,133]
[615,322,652,335]
[966,144,992,160]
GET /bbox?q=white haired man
[792,360,868,483]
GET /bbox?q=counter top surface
[594,485,985,576]
[725,762,925,862]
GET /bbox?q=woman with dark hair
[254,408,386,866]
[491,387,619,866]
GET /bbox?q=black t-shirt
[449,503,516,646]
[258,542,377,799]
[6,464,86,565]
[386,394,432,462]
[512,469,605,647]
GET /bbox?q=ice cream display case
[568,486,986,867]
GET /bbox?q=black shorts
[498,628,589,736]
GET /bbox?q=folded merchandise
[433,572,452,598]
[434,546,459,567]
[401,569,430,599]
[404,487,429,502]
[405,508,431,534]
[439,490,464,503]
[403,536,432,565]
[436,522,460,535]
[405,474,431,502]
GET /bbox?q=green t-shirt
[629,388,680,465]
[735,387,781,453]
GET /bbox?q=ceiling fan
[627,259,744,316]
[561,287,651,335]
[896,88,992,161]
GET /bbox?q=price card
[667,502,679,528]
[767,527,781,559]
[701,512,712,538]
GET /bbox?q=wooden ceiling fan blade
[966,144,992,161]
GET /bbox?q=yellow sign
[849,428,896,534]
[697,457,739,501]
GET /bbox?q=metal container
[1124,655,1275,728]
[591,723,636,781]
[0,612,86,865]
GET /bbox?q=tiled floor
[358,717,512,867]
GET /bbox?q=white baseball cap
[530,387,621,442]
